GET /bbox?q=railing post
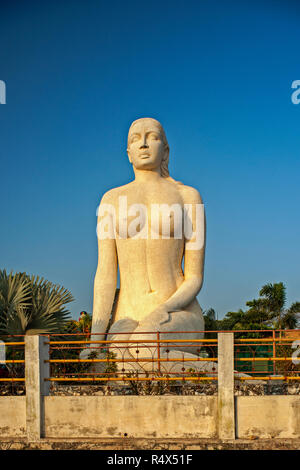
[25,335,49,441]
[157,331,161,373]
[272,329,276,375]
[218,332,235,440]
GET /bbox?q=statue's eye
[131,135,140,143]
[149,133,159,140]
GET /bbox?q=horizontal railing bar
[46,329,300,334]
[46,357,218,363]
[53,371,214,376]
[47,339,218,345]
[235,338,294,343]
[45,376,217,382]
[49,346,213,351]
[237,376,300,381]
[0,378,25,382]
[46,339,297,346]
[234,344,275,346]
[0,342,25,346]
[236,357,296,361]
[47,331,209,335]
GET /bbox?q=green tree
[219,282,299,334]
[255,282,300,329]
[203,308,217,330]
[0,269,73,335]
[281,302,300,329]
[218,309,245,331]
[258,282,287,328]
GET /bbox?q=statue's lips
[140,153,150,159]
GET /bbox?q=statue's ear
[163,143,169,161]
[127,148,132,163]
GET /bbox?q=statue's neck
[133,168,162,184]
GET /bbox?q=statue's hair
[127,117,181,184]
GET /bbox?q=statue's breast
[112,183,185,240]
[148,204,184,239]
[114,199,184,240]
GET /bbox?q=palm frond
[0,269,73,335]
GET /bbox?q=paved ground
[0,438,299,450]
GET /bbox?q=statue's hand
[148,304,180,327]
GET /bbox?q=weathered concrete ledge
[44,395,218,439]
[2,395,300,440]
[0,438,300,450]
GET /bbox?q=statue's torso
[106,179,202,322]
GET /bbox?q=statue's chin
[133,163,159,171]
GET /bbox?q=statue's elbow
[196,279,203,295]
[189,276,203,296]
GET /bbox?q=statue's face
[127,119,166,171]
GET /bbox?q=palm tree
[259,282,287,329]
[219,309,245,330]
[259,282,286,322]
[281,302,300,329]
[203,308,217,330]
[0,269,73,335]
[203,308,216,321]
[245,283,299,330]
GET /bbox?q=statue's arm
[91,192,118,339]
[163,187,206,313]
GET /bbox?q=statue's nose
[140,135,149,148]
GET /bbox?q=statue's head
[127,118,170,177]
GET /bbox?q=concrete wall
[236,396,300,439]
[1,334,299,441]
[44,396,218,439]
[1,395,300,440]
[0,397,26,437]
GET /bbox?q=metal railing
[13,331,300,441]
[1,329,299,394]
[45,331,218,387]
[232,329,300,381]
[43,329,300,385]
[0,336,25,394]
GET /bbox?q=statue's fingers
[159,312,171,326]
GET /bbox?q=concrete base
[1,438,300,450]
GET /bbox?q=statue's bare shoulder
[177,183,203,205]
[99,182,134,206]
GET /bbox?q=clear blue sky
[1,0,299,319]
